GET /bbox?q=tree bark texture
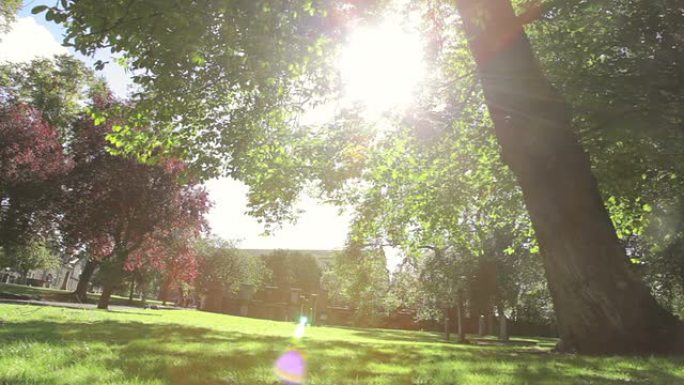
[455,0,683,354]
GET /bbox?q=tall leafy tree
[261,250,322,292]
[0,240,60,283]
[195,238,267,312]
[322,246,389,326]
[452,0,682,353]
[0,56,100,137]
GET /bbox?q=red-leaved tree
[61,97,210,308]
[0,102,70,248]
[126,227,203,306]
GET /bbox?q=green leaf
[31,5,49,14]
[642,203,652,213]
[191,54,206,65]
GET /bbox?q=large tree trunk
[455,0,684,354]
[74,259,98,302]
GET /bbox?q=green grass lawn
[0,283,162,307]
[0,304,682,385]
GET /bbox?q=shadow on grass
[105,309,165,317]
[1,317,683,385]
[0,283,162,308]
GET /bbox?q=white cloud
[0,17,68,62]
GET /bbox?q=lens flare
[274,350,306,385]
[294,316,308,339]
[275,317,310,384]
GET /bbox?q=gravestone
[478,315,486,336]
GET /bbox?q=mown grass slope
[0,304,682,385]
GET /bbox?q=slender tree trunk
[97,283,113,310]
[444,308,450,341]
[455,0,684,354]
[74,259,98,302]
[128,279,135,303]
[60,271,70,290]
[487,306,495,336]
[139,278,147,305]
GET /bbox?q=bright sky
[339,16,425,118]
[1,2,425,257]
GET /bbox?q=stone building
[1,256,87,291]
